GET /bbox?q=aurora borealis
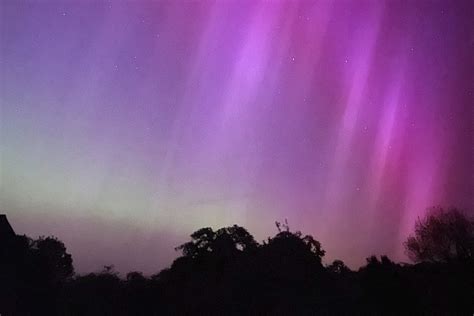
[1,0,473,274]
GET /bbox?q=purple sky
[1,0,473,274]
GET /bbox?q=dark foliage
[0,235,74,315]
[1,210,473,315]
[405,207,474,263]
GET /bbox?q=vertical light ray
[322,5,382,232]
[2,0,472,273]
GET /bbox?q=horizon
[1,0,473,275]
[0,212,424,274]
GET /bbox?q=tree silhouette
[327,259,351,275]
[404,207,474,263]
[176,225,258,259]
[263,223,325,265]
[1,209,473,315]
[0,234,74,315]
[30,236,74,283]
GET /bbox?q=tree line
[1,207,473,315]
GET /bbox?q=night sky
[1,0,473,274]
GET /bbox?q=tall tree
[404,207,474,263]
